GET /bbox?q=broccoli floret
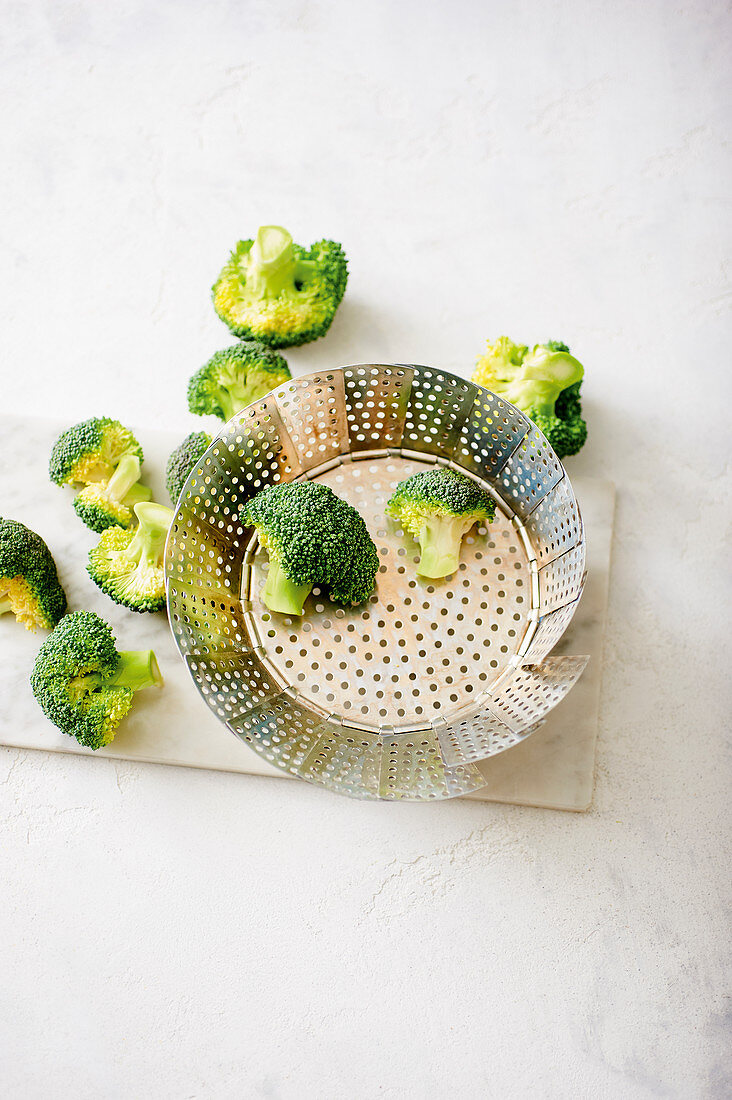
[386,468,496,579]
[472,337,587,458]
[212,225,348,348]
[30,610,162,749]
[0,518,68,630]
[49,417,144,486]
[72,454,152,533]
[532,381,587,458]
[87,502,173,613]
[187,342,291,421]
[165,431,213,504]
[241,482,378,616]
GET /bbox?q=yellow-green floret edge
[212,226,348,348]
[49,417,143,486]
[72,454,152,533]
[0,517,68,630]
[87,502,173,613]
[187,342,291,421]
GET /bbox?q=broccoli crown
[30,610,162,749]
[49,418,143,486]
[87,502,173,613]
[72,488,133,532]
[212,225,348,348]
[165,431,213,503]
[187,342,291,421]
[242,481,378,614]
[72,454,151,533]
[0,517,68,630]
[471,338,587,458]
[385,468,496,579]
[386,468,496,524]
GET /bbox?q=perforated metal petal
[166,507,242,597]
[166,365,588,801]
[522,589,586,663]
[455,388,532,479]
[191,399,301,511]
[400,368,479,458]
[524,476,584,567]
[300,726,383,799]
[185,650,283,722]
[168,581,254,656]
[276,372,348,472]
[343,364,413,453]
[492,425,565,521]
[227,695,328,776]
[379,732,486,800]
[484,656,590,733]
[436,711,545,766]
[538,545,587,614]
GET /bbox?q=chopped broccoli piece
[472,338,587,458]
[0,517,68,630]
[87,502,173,613]
[72,454,152,533]
[30,610,162,749]
[545,340,570,353]
[165,431,213,504]
[187,342,291,421]
[386,468,496,579]
[49,417,143,486]
[212,225,348,347]
[242,482,378,615]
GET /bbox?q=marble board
[0,414,614,810]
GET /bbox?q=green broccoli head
[165,431,213,504]
[241,481,379,616]
[72,454,152,533]
[87,502,173,613]
[0,517,68,630]
[30,610,163,749]
[386,467,496,579]
[49,418,143,486]
[472,338,587,458]
[212,225,348,348]
[187,341,291,421]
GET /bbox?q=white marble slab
[0,414,614,810]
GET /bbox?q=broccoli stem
[0,596,13,616]
[211,363,260,421]
[122,483,153,508]
[263,554,312,616]
[126,503,174,566]
[247,225,315,300]
[106,454,148,505]
[214,383,247,422]
[69,651,163,702]
[416,516,474,579]
[109,650,164,691]
[521,348,585,416]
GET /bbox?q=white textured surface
[1,2,730,1097]
[0,415,613,811]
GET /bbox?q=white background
[2,1,731,1097]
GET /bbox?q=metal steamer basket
[165,365,589,801]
